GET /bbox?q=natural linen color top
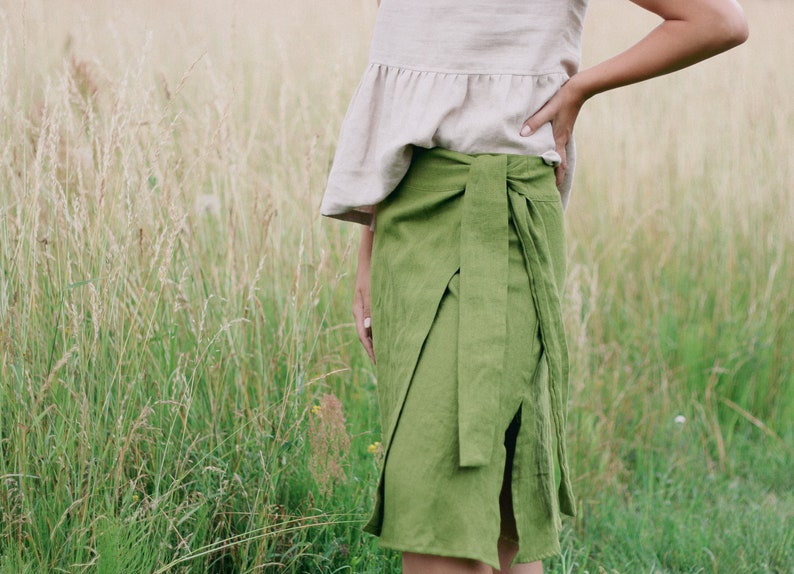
[320,0,590,225]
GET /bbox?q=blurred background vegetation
[0,0,791,572]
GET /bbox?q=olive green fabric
[365,147,575,567]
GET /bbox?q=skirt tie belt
[452,150,576,516]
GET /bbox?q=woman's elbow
[716,3,749,49]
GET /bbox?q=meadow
[0,0,792,572]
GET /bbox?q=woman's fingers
[521,106,567,186]
[555,149,567,187]
[521,83,582,188]
[520,108,547,138]
[353,290,376,364]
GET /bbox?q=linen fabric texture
[367,148,575,567]
[320,0,589,225]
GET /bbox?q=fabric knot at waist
[403,147,576,516]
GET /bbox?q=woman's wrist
[358,226,374,265]
[562,74,591,110]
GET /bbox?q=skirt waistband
[399,148,561,201]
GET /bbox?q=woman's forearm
[568,0,748,103]
[354,224,375,363]
[358,225,374,266]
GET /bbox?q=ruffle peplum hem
[321,63,576,225]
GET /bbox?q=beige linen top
[321,0,590,225]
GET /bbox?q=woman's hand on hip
[354,225,376,364]
[520,80,585,188]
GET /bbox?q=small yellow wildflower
[311,405,322,415]
[367,441,381,454]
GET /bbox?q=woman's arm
[351,0,379,363]
[522,0,749,185]
[354,225,376,363]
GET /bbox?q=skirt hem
[373,536,561,569]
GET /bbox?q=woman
[321,0,748,572]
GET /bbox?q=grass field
[0,0,792,572]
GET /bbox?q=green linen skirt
[365,147,576,568]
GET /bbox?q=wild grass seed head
[308,392,350,497]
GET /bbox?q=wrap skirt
[365,147,576,568]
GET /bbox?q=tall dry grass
[1,1,380,570]
[567,0,793,490]
[0,0,791,571]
